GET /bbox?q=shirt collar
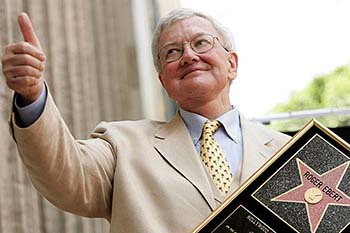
[217,107,240,143]
[179,107,240,145]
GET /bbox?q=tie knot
[203,120,221,135]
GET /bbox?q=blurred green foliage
[269,64,350,132]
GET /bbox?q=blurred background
[181,0,350,132]
[0,0,349,232]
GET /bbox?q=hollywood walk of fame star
[272,158,350,233]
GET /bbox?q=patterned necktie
[200,120,233,195]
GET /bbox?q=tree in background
[269,64,350,132]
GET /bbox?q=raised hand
[1,12,46,105]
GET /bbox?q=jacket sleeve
[9,89,116,221]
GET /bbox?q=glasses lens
[160,45,182,63]
[191,35,214,54]
[159,34,216,63]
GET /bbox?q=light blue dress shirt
[15,85,47,127]
[179,107,243,178]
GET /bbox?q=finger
[3,53,45,71]
[6,75,41,93]
[3,65,43,79]
[18,12,42,50]
[7,76,43,102]
[6,42,45,61]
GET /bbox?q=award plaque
[193,119,350,233]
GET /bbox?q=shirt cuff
[14,85,47,127]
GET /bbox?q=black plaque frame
[193,119,350,233]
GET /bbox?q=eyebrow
[159,32,210,50]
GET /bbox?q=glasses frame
[159,34,228,64]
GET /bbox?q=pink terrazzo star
[272,158,350,233]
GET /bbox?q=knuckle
[16,86,26,95]
[31,67,42,77]
[4,44,14,53]
[2,66,11,75]
[21,66,33,76]
[21,76,31,86]
[23,65,36,74]
[18,41,29,47]
[5,79,13,89]
[29,77,38,86]
[37,61,46,72]
[22,54,32,64]
[19,67,29,76]
[1,53,10,65]
[12,76,30,87]
[6,77,16,88]
[25,76,40,87]
[2,66,14,77]
[17,42,30,52]
[1,56,6,66]
[33,69,42,78]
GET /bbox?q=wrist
[17,84,44,107]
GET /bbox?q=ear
[227,51,238,81]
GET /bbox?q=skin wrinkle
[158,16,238,120]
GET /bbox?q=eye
[166,48,181,56]
[160,43,184,62]
[163,47,182,61]
[193,38,211,49]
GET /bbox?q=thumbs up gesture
[1,13,46,105]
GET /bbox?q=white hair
[151,8,236,72]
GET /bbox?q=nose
[180,44,199,66]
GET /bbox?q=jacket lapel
[240,116,277,182]
[153,113,217,211]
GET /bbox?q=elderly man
[2,8,290,233]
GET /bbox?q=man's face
[158,16,238,109]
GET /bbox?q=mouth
[180,68,208,80]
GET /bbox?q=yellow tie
[200,120,233,195]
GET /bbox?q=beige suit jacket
[10,92,291,233]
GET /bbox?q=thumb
[18,12,42,50]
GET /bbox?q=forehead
[159,16,219,47]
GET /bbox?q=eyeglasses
[159,34,227,63]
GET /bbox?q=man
[2,8,290,233]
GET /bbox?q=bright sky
[180,0,350,118]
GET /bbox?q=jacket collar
[153,112,217,210]
[153,113,276,210]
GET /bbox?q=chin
[182,72,208,80]
[187,79,217,92]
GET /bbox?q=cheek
[159,65,177,87]
[214,58,232,78]
[204,61,227,79]
[160,63,179,80]
[200,53,228,73]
